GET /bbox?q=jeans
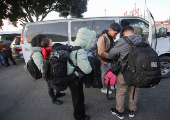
[100,62,111,89]
[0,53,5,64]
[46,81,58,101]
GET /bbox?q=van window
[71,20,115,41]
[121,19,149,39]
[27,22,68,43]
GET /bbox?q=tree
[0,0,88,28]
[56,0,88,18]
[0,0,8,28]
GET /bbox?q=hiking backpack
[121,36,161,88]
[27,56,42,80]
[43,43,81,91]
[91,35,107,59]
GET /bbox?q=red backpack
[105,69,117,99]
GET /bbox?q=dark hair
[110,22,121,33]
[102,29,108,35]
[122,26,134,33]
[41,38,50,48]
[101,29,114,41]
[31,34,46,47]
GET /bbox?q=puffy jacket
[29,46,44,73]
[67,28,96,76]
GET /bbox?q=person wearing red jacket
[41,38,65,105]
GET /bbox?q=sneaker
[111,108,124,119]
[52,99,63,105]
[101,88,112,94]
[111,85,116,90]
[129,110,135,117]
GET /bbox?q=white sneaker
[101,88,112,94]
[111,85,116,90]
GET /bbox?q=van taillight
[16,46,22,51]
[21,33,24,44]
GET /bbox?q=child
[41,38,65,104]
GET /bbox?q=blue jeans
[0,53,5,64]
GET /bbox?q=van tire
[159,56,170,79]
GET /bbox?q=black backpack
[27,56,42,80]
[121,36,161,88]
[43,44,81,91]
[91,35,107,59]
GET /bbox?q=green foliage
[0,0,88,28]
[56,0,88,18]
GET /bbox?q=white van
[21,8,170,79]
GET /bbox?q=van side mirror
[157,27,167,38]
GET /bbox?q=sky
[1,0,170,31]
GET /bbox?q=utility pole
[144,0,146,19]
[105,9,106,17]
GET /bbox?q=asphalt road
[0,59,170,120]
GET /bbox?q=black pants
[69,77,85,120]
[4,54,16,66]
[46,81,58,101]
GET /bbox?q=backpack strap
[132,86,136,100]
[68,46,83,73]
[71,46,82,51]
[102,35,107,47]
[106,78,115,100]
[122,36,133,45]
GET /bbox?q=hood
[128,34,150,45]
[29,46,42,54]
[74,28,96,51]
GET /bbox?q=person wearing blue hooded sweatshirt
[67,28,96,120]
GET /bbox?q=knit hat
[31,34,46,47]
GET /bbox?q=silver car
[10,36,23,59]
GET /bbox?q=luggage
[27,57,42,79]
[105,69,117,99]
[91,35,107,59]
[122,36,161,88]
[43,44,81,91]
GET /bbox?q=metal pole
[144,0,146,19]
[105,9,106,17]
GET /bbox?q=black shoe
[129,109,135,117]
[56,92,65,98]
[84,115,90,120]
[52,99,63,105]
[111,108,124,119]
[4,64,9,67]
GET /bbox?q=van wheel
[160,56,170,79]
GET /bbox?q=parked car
[21,8,170,79]
[10,36,23,59]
